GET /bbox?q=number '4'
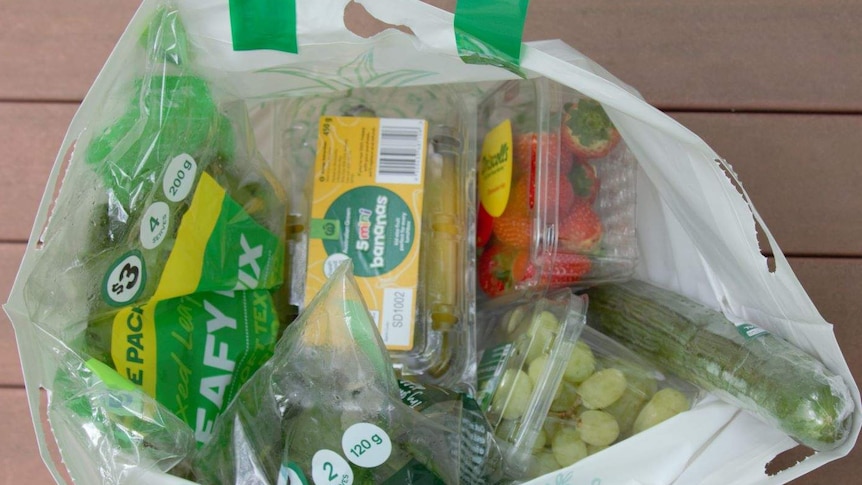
[150,216,160,232]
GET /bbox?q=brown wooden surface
[1,0,860,483]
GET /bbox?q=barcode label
[376,118,426,185]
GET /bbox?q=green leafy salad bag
[193,261,503,485]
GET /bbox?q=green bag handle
[454,0,530,71]
[228,0,299,53]
[228,0,530,71]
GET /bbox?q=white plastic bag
[5,0,859,484]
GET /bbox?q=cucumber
[586,280,854,451]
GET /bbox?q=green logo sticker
[322,186,415,278]
[736,322,769,340]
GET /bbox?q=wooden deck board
[0,388,56,484]
[1,243,27,386]
[0,103,77,242]
[0,0,140,101]
[670,112,862,257]
[3,1,861,110]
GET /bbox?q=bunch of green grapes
[491,310,692,479]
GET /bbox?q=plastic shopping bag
[4,1,859,484]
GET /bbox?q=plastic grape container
[493,319,701,480]
[475,290,588,479]
[476,78,638,301]
[274,84,478,390]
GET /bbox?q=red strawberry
[558,201,602,253]
[569,161,600,204]
[547,176,576,215]
[501,176,532,218]
[513,132,574,178]
[561,99,621,160]
[512,250,592,287]
[493,215,533,248]
[477,244,519,297]
[476,203,494,248]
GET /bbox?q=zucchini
[586,280,854,451]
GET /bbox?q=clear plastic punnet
[274,84,480,390]
[474,290,588,479]
[522,324,700,479]
[475,78,638,301]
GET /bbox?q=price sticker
[102,251,146,306]
[341,423,392,468]
[163,153,197,202]
[311,449,353,485]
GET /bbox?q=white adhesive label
[323,253,352,278]
[311,450,353,485]
[381,287,414,349]
[163,153,197,202]
[341,423,392,468]
[139,201,170,249]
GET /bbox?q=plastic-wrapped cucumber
[586,280,854,451]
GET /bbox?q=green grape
[542,416,564,443]
[504,305,529,335]
[564,340,596,384]
[576,410,620,446]
[532,428,548,453]
[587,443,608,456]
[602,389,648,438]
[578,368,627,409]
[529,450,561,477]
[549,381,579,413]
[492,369,534,420]
[525,311,560,363]
[602,367,657,437]
[527,355,549,387]
[495,418,518,441]
[633,388,691,434]
[551,426,587,467]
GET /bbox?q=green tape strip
[454,0,529,72]
[228,0,298,53]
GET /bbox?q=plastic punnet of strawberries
[477,80,636,299]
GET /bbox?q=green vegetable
[586,280,854,452]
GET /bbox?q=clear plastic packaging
[474,290,588,479]
[17,7,288,470]
[521,324,700,479]
[192,261,501,485]
[275,85,479,389]
[475,78,638,301]
[587,280,855,452]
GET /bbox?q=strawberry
[560,99,621,160]
[549,176,576,215]
[493,215,532,248]
[477,244,519,297]
[501,176,532,219]
[569,161,600,204]
[513,132,574,178]
[512,250,592,287]
[558,201,602,253]
[476,203,494,248]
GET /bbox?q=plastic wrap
[274,84,481,389]
[476,77,638,301]
[475,290,587,479]
[193,261,500,484]
[587,279,855,452]
[16,5,288,475]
